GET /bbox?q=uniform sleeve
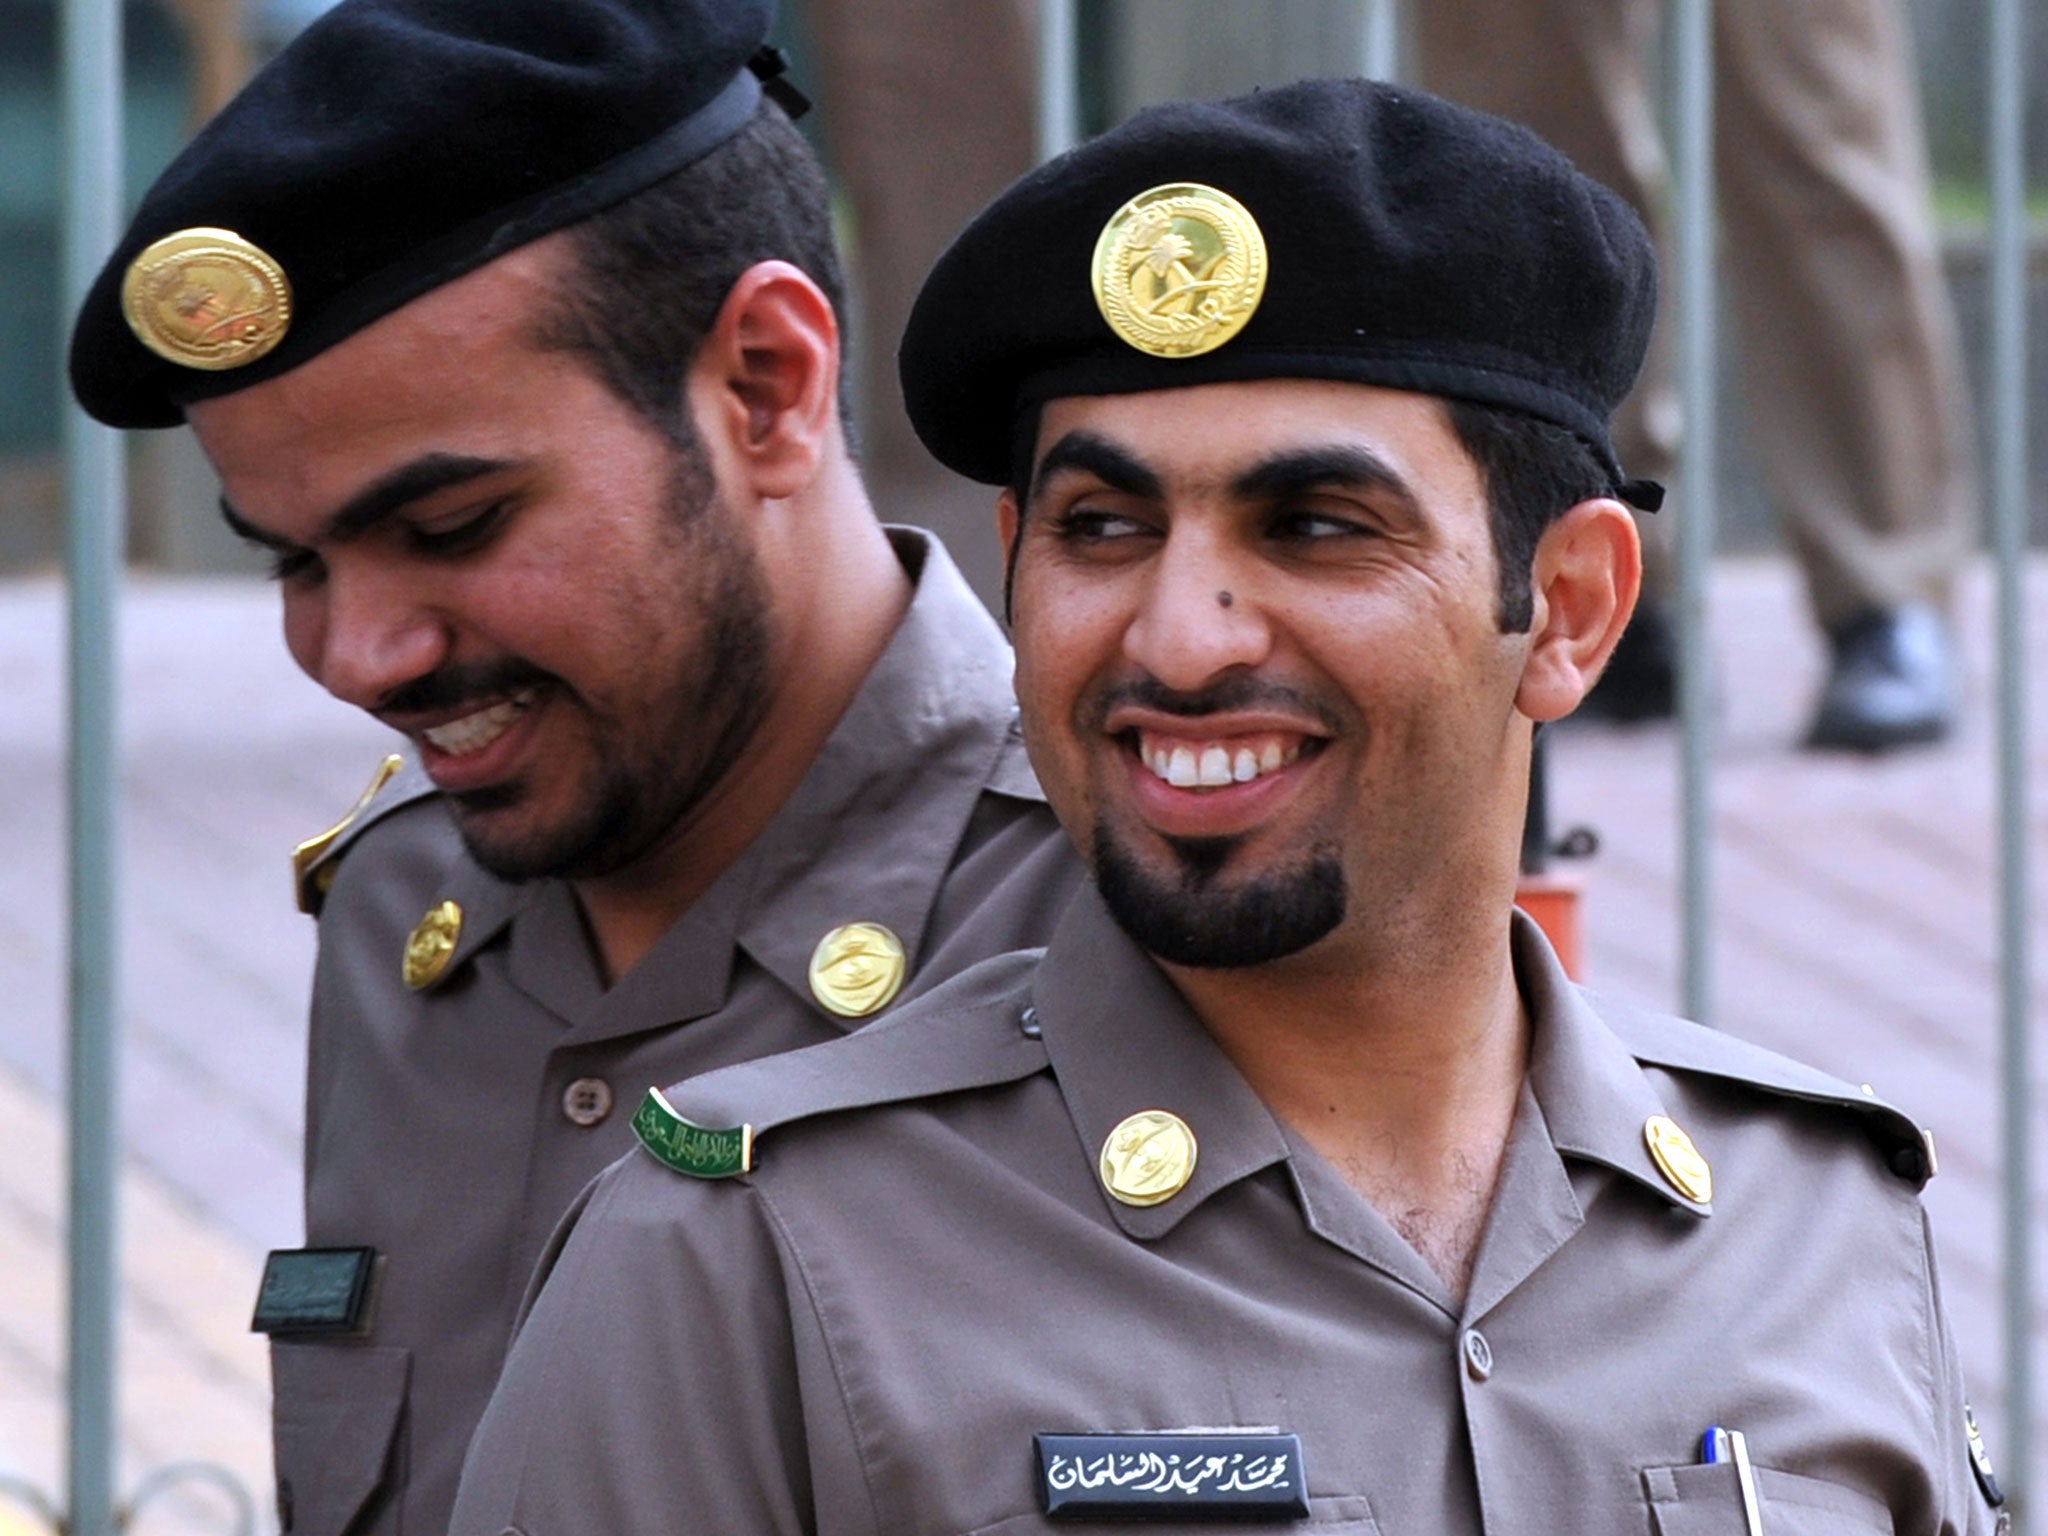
[1922,1209,2009,1536]
[450,1155,815,1536]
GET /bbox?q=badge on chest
[250,1246,380,1336]
[1034,1432,1309,1521]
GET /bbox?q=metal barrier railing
[1673,0,1718,1027]
[59,0,126,1529]
[1986,0,2034,1518]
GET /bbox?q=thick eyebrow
[1230,445,1423,523]
[218,452,519,550]
[1027,431,1165,506]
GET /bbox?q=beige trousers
[805,0,1039,607]
[1415,0,1975,627]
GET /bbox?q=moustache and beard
[1081,674,1349,970]
[376,450,774,885]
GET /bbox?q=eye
[264,545,325,586]
[1265,504,1377,546]
[1047,504,1159,546]
[407,500,510,558]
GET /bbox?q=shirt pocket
[969,1492,1380,1535]
[271,1340,410,1534]
[1644,1461,1895,1535]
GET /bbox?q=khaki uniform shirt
[275,531,1082,1536]
[453,885,2001,1536]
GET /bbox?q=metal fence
[48,0,2036,1530]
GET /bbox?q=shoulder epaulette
[633,952,1048,1179]
[1600,994,1938,1189]
[292,753,437,915]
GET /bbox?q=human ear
[997,489,1022,565]
[996,489,1024,627]
[1515,498,1642,722]
[695,260,839,500]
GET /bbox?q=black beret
[900,77,1661,507]
[71,0,799,428]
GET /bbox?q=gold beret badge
[121,227,292,371]
[1091,182,1267,360]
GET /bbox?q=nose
[1121,530,1273,693]
[285,561,452,713]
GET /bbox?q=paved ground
[0,557,2042,1534]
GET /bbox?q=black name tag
[250,1247,378,1336]
[1035,1433,1310,1521]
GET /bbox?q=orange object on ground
[1514,873,1585,980]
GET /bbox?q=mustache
[373,657,557,719]
[1083,674,1343,732]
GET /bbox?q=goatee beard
[1093,823,1346,968]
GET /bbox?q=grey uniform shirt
[275,530,1083,1536]
[453,885,2000,1536]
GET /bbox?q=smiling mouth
[421,687,538,757]
[1132,729,1317,790]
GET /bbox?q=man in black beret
[452,77,1999,1536]
[70,2,1082,1532]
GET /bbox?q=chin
[1091,823,1348,969]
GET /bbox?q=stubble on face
[443,440,775,883]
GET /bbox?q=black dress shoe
[1805,604,1956,752]
[1578,598,1676,722]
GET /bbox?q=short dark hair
[1442,399,1613,633]
[1002,396,1612,632]
[540,101,850,448]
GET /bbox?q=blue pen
[1701,1425,1764,1534]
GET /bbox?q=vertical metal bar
[1037,0,1080,163]
[1360,0,1398,81]
[58,0,126,1532]
[1987,0,2032,1513]
[1673,0,1715,1023]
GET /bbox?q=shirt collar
[732,527,1028,1023]
[426,528,1028,1039]
[1031,892,1709,1249]
[1031,883,1295,1242]
[1515,911,1714,1215]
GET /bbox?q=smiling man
[66,3,1081,1533]
[451,79,2001,1536]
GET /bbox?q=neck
[1169,898,1529,1302]
[573,471,911,983]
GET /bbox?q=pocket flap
[1645,1462,1894,1535]
[273,1341,411,1534]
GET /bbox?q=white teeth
[423,691,535,756]
[1139,732,1311,790]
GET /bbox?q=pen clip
[1728,1429,1765,1536]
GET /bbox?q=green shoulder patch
[632,1088,754,1179]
